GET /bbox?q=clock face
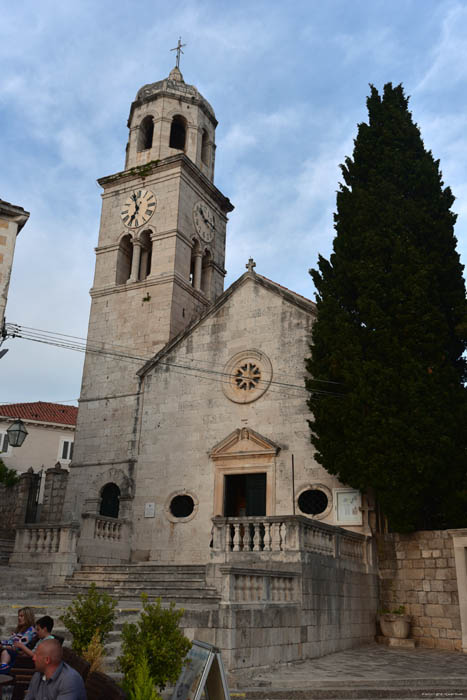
[193,201,216,242]
[121,189,156,229]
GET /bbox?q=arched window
[201,129,210,165]
[138,116,154,151]
[169,115,186,150]
[201,249,212,297]
[116,234,133,284]
[138,230,152,281]
[99,483,121,518]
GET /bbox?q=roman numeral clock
[120,189,156,229]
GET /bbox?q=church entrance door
[224,473,266,516]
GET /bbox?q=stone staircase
[0,536,14,565]
[0,563,222,676]
[45,563,221,605]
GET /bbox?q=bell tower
[64,62,233,523]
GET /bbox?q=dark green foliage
[61,583,117,654]
[118,594,191,693]
[306,83,467,532]
[0,458,20,487]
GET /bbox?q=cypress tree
[306,83,467,532]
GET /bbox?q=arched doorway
[99,483,121,518]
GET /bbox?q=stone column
[193,251,202,290]
[129,240,142,283]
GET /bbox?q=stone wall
[188,550,378,669]
[378,531,461,650]
[40,463,68,523]
[0,481,19,536]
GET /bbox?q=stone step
[43,588,220,604]
[240,681,467,699]
[67,573,207,585]
[77,565,206,574]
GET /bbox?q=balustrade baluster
[263,522,272,551]
[253,523,261,552]
[232,524,241,551]
[279,521,287,551]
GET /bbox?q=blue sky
[1,0,467,404]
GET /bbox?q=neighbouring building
[0,402,77,473]
[0,199,29,329]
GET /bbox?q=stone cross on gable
[246,258,256,273]
[170,37,186,69]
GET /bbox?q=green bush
[118,594,191,693]
[61,583,117,654]
[0,458,20,487]
[126,655,162,700]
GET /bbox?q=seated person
[25,638,86,700]
[0,607,36,673]
[14,615,55,658]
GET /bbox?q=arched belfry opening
[116,234,133,284]
[138,116,154,151]
[138,230,153,281]
[99,483,121,518]
[201,129,210,166]
[169,115,186,150]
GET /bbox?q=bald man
[25,638,86,699]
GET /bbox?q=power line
[6,323,344,386]
[4,322,345,398]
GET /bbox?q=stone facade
[61,64,366,557]
[378,531,462,650]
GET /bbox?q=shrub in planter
[118,594,191,694]
[61,583,117,654]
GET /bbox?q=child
[0,607,36,672]
[13,615,55,657]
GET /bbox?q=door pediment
[210,427,281,461]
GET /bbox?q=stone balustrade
[218,566,299,603]
[211,515,372,570]
[78,513,131,564]
[93,515,123,541]
[10,523,79,582]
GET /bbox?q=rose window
[223,350,272,404]
[234,362,261,391]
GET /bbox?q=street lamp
[6,418,28,447]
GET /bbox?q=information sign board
[170,640,230,700]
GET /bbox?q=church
[7,60,379,668]
[7,59,467,666]
[61,60,367,567]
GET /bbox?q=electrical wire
[3,322,344,398]
[6,323,343,386]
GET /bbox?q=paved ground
[229,644,467,698]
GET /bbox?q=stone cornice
[97,154,233,214]
[90,270,211,304]
[0,199,30,234]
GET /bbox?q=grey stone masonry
[40,463,69,523]
[377,531,462,650]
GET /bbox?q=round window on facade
[298,488,328,516]
[170,494,195,518]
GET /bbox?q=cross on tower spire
[170,37,186,69]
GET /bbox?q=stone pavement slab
[229,644,467,699]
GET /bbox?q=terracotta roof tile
[0,402,78,426]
